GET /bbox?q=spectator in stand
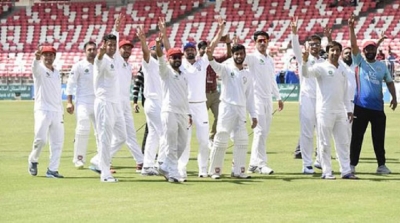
[376,49,385,61]
[386,46,399,79]
[276,56,300,84]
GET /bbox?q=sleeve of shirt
[158,56,169,79]
[270,59,282,100]
[291,34,303,66]
[215,55,228,63]
[301,63,322,78]
[201,54,210,67]
[32,60,42,78]
[383,63,393,83]
[209,59,227,79]
[352,52,362,66]
[65,62,79,96]
[246,75,257,118]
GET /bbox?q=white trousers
[249,97,272,167]
[94,99,123,180]
[209,102,249,175]
[160,111,189,179]
[72,102,97,164]
[109,101,143,163]
[178,102,209,174]
[143,98,164,167]
[317,112,351,177]
[299,95,317,167]
[29,110,64,171]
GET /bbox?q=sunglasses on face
[257,39,268,43]
[309,43,321,47]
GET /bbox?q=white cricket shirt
[292,34,325,99]
[117,58,133,102]
[32,60,63,112]
[209,60,256,118]
[158,56,189,115]
[65,59,95,104]
[182,54,209,102]
[142,57,163,100]
[340,60,356,111]
[93,54,119,102]
[244,51,281,101]
[302,61,352,113]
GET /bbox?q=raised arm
[206,46,226,77]
[225,34,232,58]
[209,17,226,50]
[301,47,321,78]
[348,14,360,56]
[324,27,333,43]
[376,31,387,48]
[290,16,303,65]
[136,25,150,63]
[158,17,171,51]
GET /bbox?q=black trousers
[350,105,386,166]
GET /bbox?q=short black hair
[326,41,342,53]
[232,44,246,54]
[197,40,207,50]
[308,34,322,42]
[84,41,96,50]
[103,34,117,42]
[253,31,269,41]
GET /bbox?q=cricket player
[302,41,357,180]
[66,41,98,169]
[155,33,192,183]
[28,45,64,178]
[245,30,283,175]
[92,33,122,183]
[178,17,226,179]
[136,20,171,176]
[207,44,257,179]
[348,14,397,174]
[291,17,325,174]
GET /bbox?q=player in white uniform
[207,44,257,179]
[155,33,192,183]
[28,46,64,178]
[245,31,283,175]
[302,41,358,180]
[136,21,171,176]
[290,17,325,173]
[92,32,123,183]
[66,41,98,169]
[178,18,226,179]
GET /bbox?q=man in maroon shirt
[197,36,232,148]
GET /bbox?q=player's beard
[172,61,181,69]
[234,57,244,65]
[343,57,352,66]
[186,53,195,60]
[365,52,376,61]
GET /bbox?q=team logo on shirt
[111,64,115,70]
[311,61,315,65]
[328,70,333,76]
[84,69,89,73]
[230,72,235,78]
[46,72,51,78]
[123,63,127,68]
[243,76,247,84]
[173,74,180,80]
[259,59,265,64]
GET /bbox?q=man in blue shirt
[348,14,397,174]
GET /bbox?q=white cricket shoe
[210,173,221,179]
[258,166,274,175]
[302,166,315,174]
[232,173,251,179]
[141,167,159,176]
[74,160,84,169]
[101,177,118,183]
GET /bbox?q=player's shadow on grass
[359,157,399,164]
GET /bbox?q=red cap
[119,40,133,48]
[362,40,377,49]
[41,46,56,54]
[148,40,156,48]
[166,48,183,58]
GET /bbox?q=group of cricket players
[27,13,397,183]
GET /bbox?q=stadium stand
[0,0,399,85]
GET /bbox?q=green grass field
[1,101,400,222]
